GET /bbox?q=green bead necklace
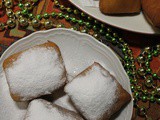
[0,0,160,119]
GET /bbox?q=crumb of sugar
[53,95,78,113]
[65,63,118,120]
[5,46,66,101]
[25,99,83,120]
[0,72,28,120]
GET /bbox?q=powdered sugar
[65,63,117,120]
[4,46,66,101]
[25,99,83,120]
[53,95,78,113]
[0,72,28,120]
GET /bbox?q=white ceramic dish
[0,28,133,120]
[69,0,160,35]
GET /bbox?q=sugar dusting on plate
[65,63,117,120]
[4,47,66,101]
[0,72,28,120]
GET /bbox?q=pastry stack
[3,41,131,120]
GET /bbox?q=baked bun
[3,41,67,102]
[24,99,84,120]
[65,62,131,120]
[99,0,141,14]
[142,0,160,28]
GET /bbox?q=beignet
[142,0,160,28]
[65,62,131,120]
[99,0,141,14]
[3,41,67,102]
[24,99,84,120]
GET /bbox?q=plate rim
[69,0,160,35]
[0,28,133,119]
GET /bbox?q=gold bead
[137,56,145,63]
[54,0,59,6]
[6,9,14,18]
[15,11,22,18]
[94,33,99,39]
[31,19,40,28]
[145,79,153,88]
[156,87,160,96]
[144,47,151,53]
[0,23,5,30]
[19,17,28,27]
[56,24,63,28]
[157,45,160,51]
[7,19,16,28]
[44,20,53,29]
[24,2,32,10]
[138,68,145,76]
[5,0,13,8]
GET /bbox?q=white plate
[69,0,160,34]
[0,28,133,120]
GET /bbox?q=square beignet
[3,41,67,102]
[65,62,131,120]
[99,0,141,14]
[142,0,160,28]
[24,99,84,120]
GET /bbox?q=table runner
[0,0,159,120]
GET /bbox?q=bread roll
[65,62,131,120]
[3,41,67,102]
[142,0,160,28]
[99,0,141,14]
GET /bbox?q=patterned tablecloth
[0,0,159,120]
